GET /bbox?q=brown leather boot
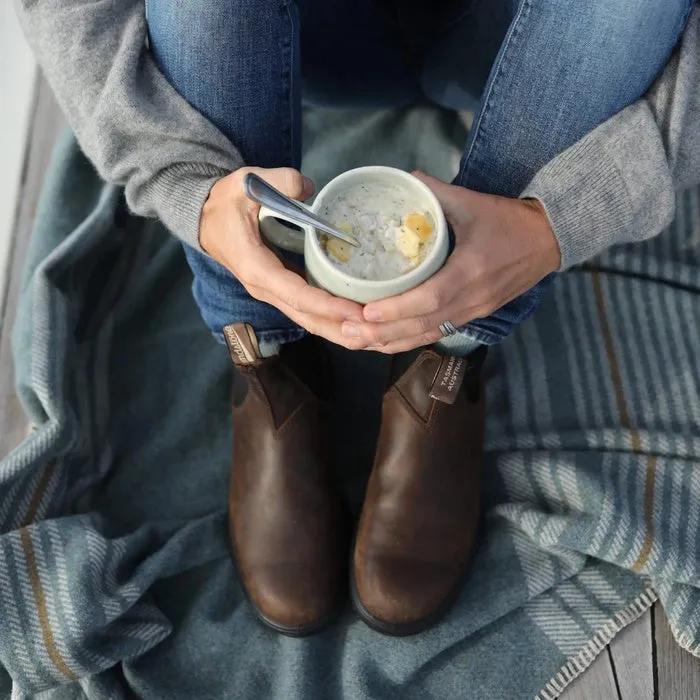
[223,323,349,636]
[352,346,486,636]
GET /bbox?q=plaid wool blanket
[0,108,699,698]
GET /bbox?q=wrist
[521,197,561,273]
[199,193,215,256]
[199,176,229,256]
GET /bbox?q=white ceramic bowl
[258,166,448,304]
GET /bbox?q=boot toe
[245,562,345,635]
[353,555,460,635]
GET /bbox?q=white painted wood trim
[0,4,37,320]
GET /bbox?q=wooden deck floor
[1,76,700,700]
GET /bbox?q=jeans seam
[458,0,533,186]
[459,325,503,346]
[213,328,306,346]
[282,0,297,167]
[681,0,695,32]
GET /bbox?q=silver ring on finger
[439,320,459,337]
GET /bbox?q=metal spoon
[244,172,361,248]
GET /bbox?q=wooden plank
[559,647,620,700]
[655,602,700,700]
[0,76,64,460]
[609,609,654,700]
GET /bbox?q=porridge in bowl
[318,182,436,281]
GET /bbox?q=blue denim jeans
[147,0,692,348]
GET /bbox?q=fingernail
[364,310,381,322]
[302,176,314,191]
[366,343,384,350]
[345,315,361,323]
[342,323,360,337]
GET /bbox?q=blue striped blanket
[0,109,699,698]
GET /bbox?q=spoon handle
[244,173,360,247]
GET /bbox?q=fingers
[241,166,315,201]
[342,299,465,348]
[249,287,366,350]
[366,330,444,355]
[263,267,363,321]
[242,244,362,319]
[269,297,347,346]
[362,258,463,323]
[411,170,455,201]
[411,170,472,221]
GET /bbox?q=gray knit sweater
[15,1,700,270]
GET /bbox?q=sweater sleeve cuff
[520,104,675,270]
[133,162,232,252]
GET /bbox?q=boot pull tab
[223,323,262,366]
[429,355,468,405]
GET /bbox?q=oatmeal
[318,182,436,281]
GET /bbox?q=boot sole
[349,514,483,637]
[225,509,347,638]
[349,560,466,638]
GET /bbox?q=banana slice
[395,225,421,260]
[403,213,433,243]
[326,237,352,263]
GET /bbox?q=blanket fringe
[669,621,700,658]
[534,586,657,700]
